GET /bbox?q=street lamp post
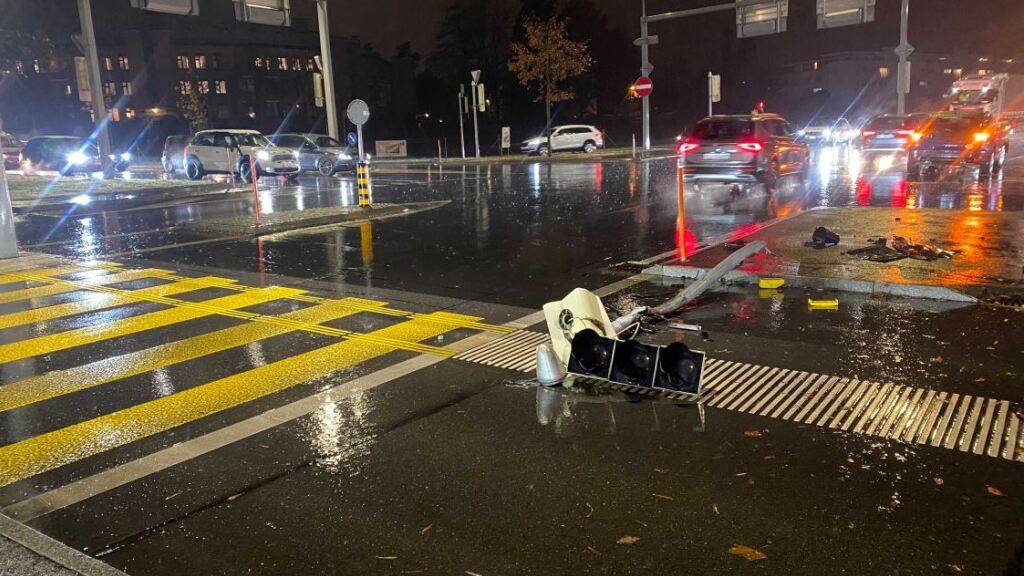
[315,0,339,140]
[895,0,913,114]
[77,0,113,176]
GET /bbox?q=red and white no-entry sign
[633,76,653,97]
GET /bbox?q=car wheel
[316,157,335,176]
[185,158,205,181]
[539,145,550,157]
[162,158,174,174]
[582,141,597,153]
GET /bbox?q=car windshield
[315,137,342,147]
[232,133,270,147]
[951,89,998,104]
[692,119,754,139]
[50,138,90,153]
[864,117,909,131]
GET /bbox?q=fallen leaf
[763,455,776,460]
[735,472,748,477]
[634,520,648,527]
[712,504,720,515]
[986,485,1005,496]
[226,493,242,501]
[653,493,674,501]
[585,503,594,518]
[949,564,964,573]
[934,477,944,485]
[931,356,943,363]
[376,556,398,560]
[587,546,601,556]
[744,430,763,438]
[466,572,483,576]
[729,545,767,561]
[420,524,433,536]
[847,522,856,529]
[654,467,669,474]
[617,536,641,545]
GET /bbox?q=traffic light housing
[609,339,659,388]
[567,329,615,380]
[654,342,706,394]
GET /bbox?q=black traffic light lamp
[567,328,615,380]
[609,339,659,388]
[654,342,706,395]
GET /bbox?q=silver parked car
[268,133,356,176]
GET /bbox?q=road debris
[986,485,1006,496]
[650,241,768,318]
[617,536,641,545]
[846,235,956,262]
[420,524,433,535]
[669,323,702,332]
[587,546,602,556]
[744,430,763,438]
[759,277,785,289]
[804,226,841,249]
[729,545,768,561]
[653,493,674,501]
[808,298,840,310]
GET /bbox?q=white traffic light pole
[638,1,736,152]
[315,0,340,140]
[458,85,467,159]
[78,0,113,175]
[470,71,481,158]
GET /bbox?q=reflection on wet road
[15,146,1024,307]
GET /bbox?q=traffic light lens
[656,342,703,393]
[570,329,613,374]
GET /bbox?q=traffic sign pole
[470,70,481,158]
[315,0,339,140]
[458,85,466,159]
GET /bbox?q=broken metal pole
[650,241,767,317]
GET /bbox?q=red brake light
[736,141,763,153]
[677,140,699,154]
[861,131,877,138]
[894,129,915,136]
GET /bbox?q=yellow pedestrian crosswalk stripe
[0,276,237,331]
[0,268,167,306]
[0,262,120,287]
[0,286,303,364]
[0,310,482,487]
[0,297,388,413]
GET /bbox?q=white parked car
[183,129,299,181]
[522,124,604,156]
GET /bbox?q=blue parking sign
[347,132,358,147]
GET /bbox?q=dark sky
[326,0,455,58]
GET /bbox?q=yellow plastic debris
[759,278,785,289]
[808,298,840,310]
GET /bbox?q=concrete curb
[644,264,979,303]
[0,513,128,576]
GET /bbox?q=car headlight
[120,152,131,161]
[823,128,833,138]
[337,153,351,160]
[293,150,301,160]
[798,129,806,136]
[66,151,88,165]
[256,150,271,161]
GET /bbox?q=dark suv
[677,114,809,184]
[907,113,1009,179]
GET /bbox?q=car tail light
[677,140,699,154]
[861,130,876,138]
[736,141,763,153]
[910,132,923,142]
[894,129,915,136]
[972,131,991,143]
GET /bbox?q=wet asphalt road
[2,146,1023,575]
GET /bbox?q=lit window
[878,67,890,78]
[103,57,113,71]
[197,80,210,94]
[14,61,23,74]
[178,80,192,94]
[979,57,990,63]
[953,68,963,79]
[943,68,952,75]
[813,61,820,71]
[64,84,72,96]
[125,108,136,119]
[194,55,206,70]
[103,82,116,97]
[33,59,42,73]
[177,55,189,70]
[118,56,129,70]
[121,81,132,95]
[919,80,927,87]
[277,57,288,70]
[306,58,316,71]
[292,57,302,71]
[978,69,989,76]
[215,80,227,94]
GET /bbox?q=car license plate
[703,153,729,160]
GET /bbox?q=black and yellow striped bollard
[357,161,372,207]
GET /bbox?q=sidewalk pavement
[5,174,228,211]
[646,207,1024,302]
[370,145,676,166]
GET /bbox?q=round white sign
[346,99,370,126]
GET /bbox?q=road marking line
[903,389,936,443]
[0,263,120,288]
[932,393,960,448]
[825,380,863,428]
[866,385,905,437]
[0,287,302,364]
[914,391,946,444]
[707,365,768,407]
[944,395,972,450]
[0,268,162,306]
[759,371,809,417]
[0,298,390,413]
[972,398,997,455]
[887,388,924,440]
[988,401,1009,458]
[838,382,878,430]
[958,396,984,452]
[796,376,842,424]
[806,377,849,425]
[0,310,481,487]
[0,276,237,331]
[815,378,856,427]
[1003,409,1019,460]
